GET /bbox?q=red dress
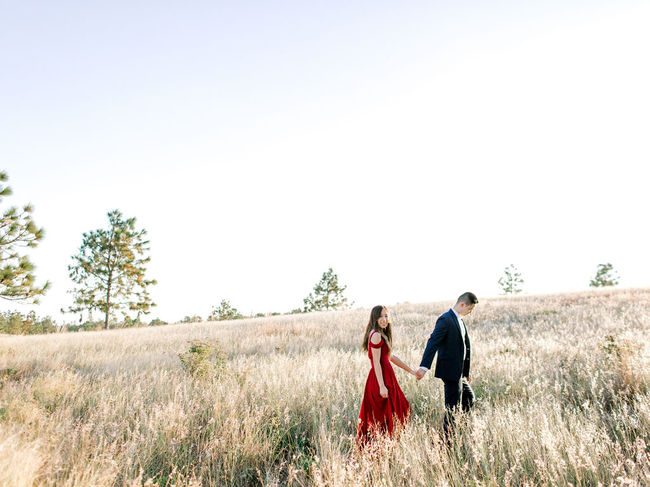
[356,331,411,444]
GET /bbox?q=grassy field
[1,288,649,486]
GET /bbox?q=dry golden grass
[1,288,649,486]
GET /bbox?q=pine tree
[208,300,243,321]
[67,210,157,329]
[589,263,619,287]
[498,264,524,295]
[303,267,350,312]
[0,171,49,303]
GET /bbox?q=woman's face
[377,308,389,329]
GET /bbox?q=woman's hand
[379,385,388,398]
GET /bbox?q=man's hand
[415,368,426,381]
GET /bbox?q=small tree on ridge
[209,300,243,321]
[589,263,619,287]
[303,267,350,312]
[498,264,524,295]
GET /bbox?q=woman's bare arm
[370,333,388,398]
[390,354,416,375]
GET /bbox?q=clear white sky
[2,0,649,322]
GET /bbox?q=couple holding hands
[356,292,479,446]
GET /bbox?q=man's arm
[419,315,450,372]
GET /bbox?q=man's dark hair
[456,292,478,305]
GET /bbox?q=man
[415,292,478,441]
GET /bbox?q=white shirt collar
[451,307,461,321]
[451,307,466,344]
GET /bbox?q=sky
[1,0,649,323]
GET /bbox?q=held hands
[415,368,426,381]
[379,385,388,398]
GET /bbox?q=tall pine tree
[67,210,156,329]
[0,171,49,303]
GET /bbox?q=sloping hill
[1,288,649,486]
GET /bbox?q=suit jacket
[419,309,471,381]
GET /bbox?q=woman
[356,305,414,446]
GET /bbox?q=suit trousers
[442,378,474,439]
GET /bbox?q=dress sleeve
[369,331,383,348]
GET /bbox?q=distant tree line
[0,264,353,334]
[0,310,170,335]
[180,267,352,324]
[0,311,57,335]
[0,168,627,334]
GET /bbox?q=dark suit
[420,308,475,439]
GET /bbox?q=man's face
[459,303,475,316]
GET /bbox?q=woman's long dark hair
[362,305,393,353]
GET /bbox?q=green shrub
[178,341,226,380]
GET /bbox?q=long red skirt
[356,335,410,445]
